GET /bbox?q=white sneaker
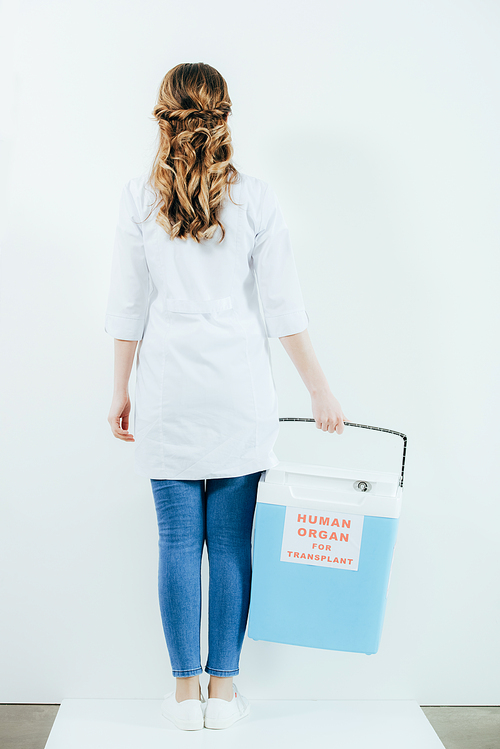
[204,680,250,729]
[161,685,206,731]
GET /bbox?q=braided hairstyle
[143,62,240,243]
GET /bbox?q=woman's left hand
[108,392,135,441]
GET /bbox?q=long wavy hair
[144,62,240,243]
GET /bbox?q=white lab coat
[104,170,309,479]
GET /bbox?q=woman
[105,62,347,731]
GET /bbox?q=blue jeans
[150,471,264,678]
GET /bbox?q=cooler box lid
[258,461,402,518]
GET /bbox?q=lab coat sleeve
[104,181,150,341]
[251,183,309,338]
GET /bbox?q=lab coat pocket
[163,296,233,315]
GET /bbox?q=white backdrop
[1,0,499,705]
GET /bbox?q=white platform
[45,698,445,747]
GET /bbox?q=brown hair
[144,62,240,243]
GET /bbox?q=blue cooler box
[247,419,407,656]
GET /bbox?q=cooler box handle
[279,418,408,489]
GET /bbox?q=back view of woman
[105,62,347,731]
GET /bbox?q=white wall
[1,0,499,705]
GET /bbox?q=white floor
[44,698,445,747]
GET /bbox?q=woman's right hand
[108,392,135,441]
[311,387,349,435]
